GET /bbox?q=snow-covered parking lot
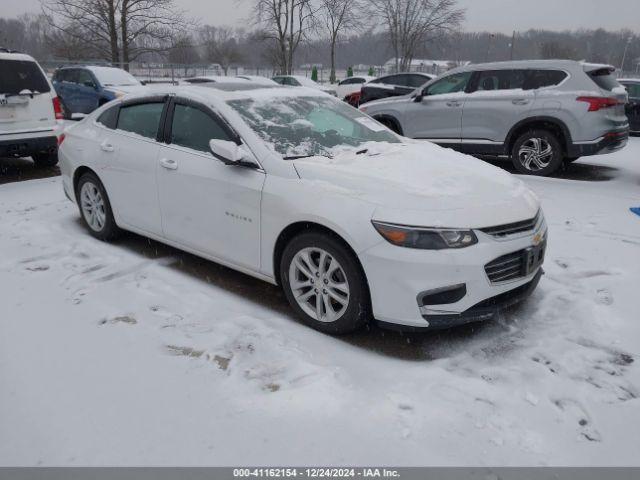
[1,140,639,466]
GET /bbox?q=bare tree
[252,0,315,74]
[200,26,243,75]
[316,0,361,83]
[40,0,187,67]
[371,0,464,71]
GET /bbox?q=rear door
[0,58,55,135]
[402,71,472,141]
[461,69,534,144]
[99,97,167,236]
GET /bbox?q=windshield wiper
[283,154,333,160]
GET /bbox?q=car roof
[0,51,36,62]
[117,84,326,104]
[184,76,250,83]
[449,59,614,73]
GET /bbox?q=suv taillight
[576,96,621,112]
[52,96,64,120]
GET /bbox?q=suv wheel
[77,172,121,241]
[511,130,563,176]
[280,232,370,334]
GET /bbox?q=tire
[32,153,59,168]
[76,172,121,241]
[375,116,402,135]
[280,232,371,334]
[511,129,563,176]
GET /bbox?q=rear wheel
[511,129,563,176]
[280,232,370,334]
[77,172,121,241]
[32,153,58,168]
[374,116,402,135]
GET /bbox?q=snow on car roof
[0,52,37,62]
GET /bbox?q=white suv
[0,49,63,167]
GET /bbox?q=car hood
[293,142,540,229]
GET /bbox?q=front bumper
[359,220,547,329]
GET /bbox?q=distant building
[383,58,470,75]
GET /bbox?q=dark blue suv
[52,66,144,116]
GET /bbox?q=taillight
[58,133,66,145]
[52,96,64,120]
[576,96,621,112]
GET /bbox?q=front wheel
[280,233,371,334]
[511,130,563,176]
[77,172,121,241]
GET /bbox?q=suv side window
[117,102,164,139]
[474,70,527,91]
[170,103,232,153]
[623,83,640,98]
[425,72,472,96]
[407,74,429,88]
[524,70,568,90]
[97,105,118,129]
[77,70,95,88]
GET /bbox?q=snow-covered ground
[1,140,639,466]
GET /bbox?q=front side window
[228,94,399,158]
[425,72,472,96]
[170,103,232,153]
[77,70,95,87]
[0,60,51,95]
[406,75,430,88]
[116,102,164,139]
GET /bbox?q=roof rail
[0,47,21,54]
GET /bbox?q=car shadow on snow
[102,225,513,362]
[0,156,60,185]
[482,157,618,182]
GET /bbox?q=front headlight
[372,221,478,250]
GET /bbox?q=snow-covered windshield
[227,95,399,158]
[91,67,140,87]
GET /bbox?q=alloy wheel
[288,247,350,323]
[518,138,553,171]
[80,182,106,232]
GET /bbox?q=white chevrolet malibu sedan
[59,84,547,334]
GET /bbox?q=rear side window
[622,83,640,98]
[117,102,164,139]
[475,70,527,91]
[97,105,118,129]
[406,75,430,88]
[170,103,232,153]
[524,70,567,90]
[587,68,620,92]
[0,60,51,95]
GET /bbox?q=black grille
[480,211,540,238]
[485,251,525,283]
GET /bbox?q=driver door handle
[512,98,531,105]
[446,100,462,107]
[100,141,114,152]
[159,158,178,170]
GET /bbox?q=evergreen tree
[311,65,318,82]
[347,66,353,77]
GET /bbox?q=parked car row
[619,79,640,135]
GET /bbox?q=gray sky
[4,0,639,33]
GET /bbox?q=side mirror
[84,81,97,89]
[209,139,244,164]
[414,89,427,102]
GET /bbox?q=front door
[157,99,264,270]
[402,71,473,141]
